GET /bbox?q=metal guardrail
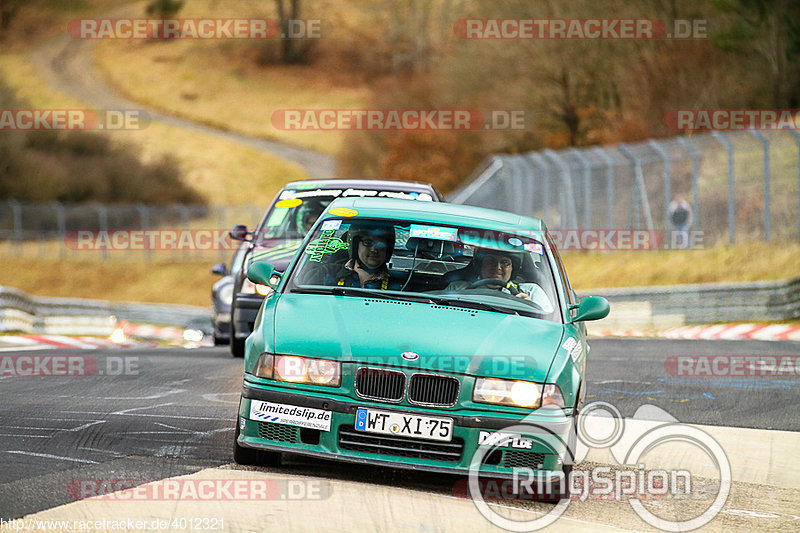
[583,275,800,328]
[0,286,210,335]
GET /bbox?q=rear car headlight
[474,378,543,408]
[241,278,274,296]
[218,284,234,305]
[254,353,341,387]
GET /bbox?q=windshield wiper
[289,286,435,304]
[426,296,521,315]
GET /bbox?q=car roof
[322,197,546,234]
[282,179,439,195]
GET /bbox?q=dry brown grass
[563,242,800,291]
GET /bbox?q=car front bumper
[237,382,573,482]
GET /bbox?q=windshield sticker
[321,220,342,231]
[508,237,523,247]
[265,208,289,227]
[328,207,358,217]
[524,242,544,254]
[275,198,303,209]
[305,230,349,262]
[342,188,379,197]
[409,224,458,241]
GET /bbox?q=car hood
[272,294,564,381]
[248,240,302,272]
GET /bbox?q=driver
[446,249,531,299]
[296,198,328,234]
[322,223,402,290]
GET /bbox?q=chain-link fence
[449,131,800,247]
[0,202,266,262]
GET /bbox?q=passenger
[323,224,402,290]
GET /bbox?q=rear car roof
[282,179,441,197]
[322,197,546,235]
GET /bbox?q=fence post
[569,148,592,229]
[648,139,672,231]
[94,203,108,261]
[677,137,700,230]
[507,156,528,215]
[543,149,579,229]
[136,203,150,262]
[591,147,615,228]
[712,131,736,244]
[51,201,66,259]
[618,143,654,232]
[448,156,503,205]
[787,130,800,241]
[749,130,771,242]
[9,200,22,256]
[526,152,552,222]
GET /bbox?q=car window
[286,217,561,322]
[254,187,436,242]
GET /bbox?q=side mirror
[211,262,227,276]
[247,261,281,289]
[570,296,610,322]
[230,224,250,241]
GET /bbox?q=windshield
[255,187,434,242]
[285,217,561,322]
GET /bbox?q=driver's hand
[515,293,531,300]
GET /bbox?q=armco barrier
[0,286,210,335]
[584,275,800,330]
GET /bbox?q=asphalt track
[0,339,797,531]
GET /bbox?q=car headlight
[253,353,341,387]
[474,378,544,408]
[218,284,234,305]
[240,278,274,297]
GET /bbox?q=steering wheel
[467,278,521,296]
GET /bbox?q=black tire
[230,322,245,358]
[233,421,281,467]
[213,335,229,346]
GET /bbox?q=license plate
[354,407,453,442]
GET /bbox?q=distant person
[668,195,693,249]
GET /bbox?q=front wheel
[230,322,245,358]
[233,419,281,467]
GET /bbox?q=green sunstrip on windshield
[305,230,348,262]
[251,242,301,262]
[265,208,290,227]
